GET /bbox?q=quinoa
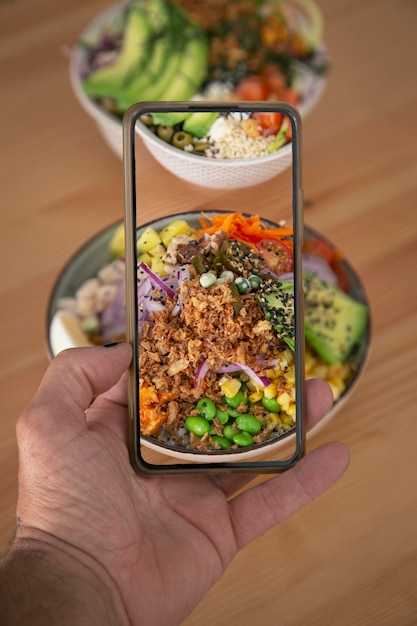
[204,116,277,159]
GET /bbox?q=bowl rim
[46,211,372,461]
[68,0,328,160]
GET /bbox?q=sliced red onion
[139,262,175,299]
[277,272,294,280]
[100,281,126,340]
[232,363,270,387]
[214,363,243,374]
[194,358,210,389]
[302,254,337,285]
[214,362,270,387]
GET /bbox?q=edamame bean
[199,272,217,288]
[232,432,254,447]
[185,415,210,437]
[225,388,248,409]
[215,408,229,425]
[235,414,262,435]
[211,436,232,450]
[196,397,217,420]
[223,424,238,441]
[262,396,281,412]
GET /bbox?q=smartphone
[123,101,304,474]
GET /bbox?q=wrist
[0,534,130,626]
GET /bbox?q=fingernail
[102,341,123,348]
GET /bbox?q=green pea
[226,407,244,418]
[172,131,193,149]
[211,436,232,450]
[216,270,235,285]
[199,272,217,288]
[225,389,248,409]
[235,277,251,294]
[248,274,262,290]
[223,424,238,441]
[215,408,229,425]
[262,397,281,413]
[196,397,217,420]
[233,432,254,447]
[185,415,210,437]
[235,414,262,435]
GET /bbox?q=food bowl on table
[69,0,328,188]
[47,211,370,462]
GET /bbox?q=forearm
[0,538,129,626]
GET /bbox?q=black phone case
[123,101,305,474]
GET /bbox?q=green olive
[140,113,154,126]
[172,131,193,150]
[157,125,174,143]
[192,142,211,153]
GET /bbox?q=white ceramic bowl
[69,1,328,188]
[47,212,371,462]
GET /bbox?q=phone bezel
[123,101,305,475]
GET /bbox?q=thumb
[18,343,132,438]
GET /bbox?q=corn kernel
[263,383,277,399]
[266,412,282,428]
[304,351,317,373]
[284,370,295,385]
[248,390,263,403]
[312,364,328,379]
[277,391,291,411]
[285,404,296,418]
[221,378,241,398]
[265,368,278,379]
[280,413,294,426]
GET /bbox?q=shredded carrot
[196,212,293,249]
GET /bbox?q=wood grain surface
[1,0,416,624]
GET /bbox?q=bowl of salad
[48,211,370,461]
[70,0,328,187]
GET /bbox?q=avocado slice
[83,7,151,99]
[151,111,192,126]
[258,279,295,351]
[258,273,369,363]
[115,35,175,111]
[183,112,219,138]
[161,34,208,100]
[303,272,368,364]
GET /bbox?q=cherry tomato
[253,112,284,136]
[255,239,293,275]
[303,238,333,263]
[235,76,269,101]
[262,67,286,98]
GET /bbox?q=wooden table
[1,0,416,623]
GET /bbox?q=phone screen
[123,101,305,474]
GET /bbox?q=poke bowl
[69,0,329,187]
[47,210,371,462]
